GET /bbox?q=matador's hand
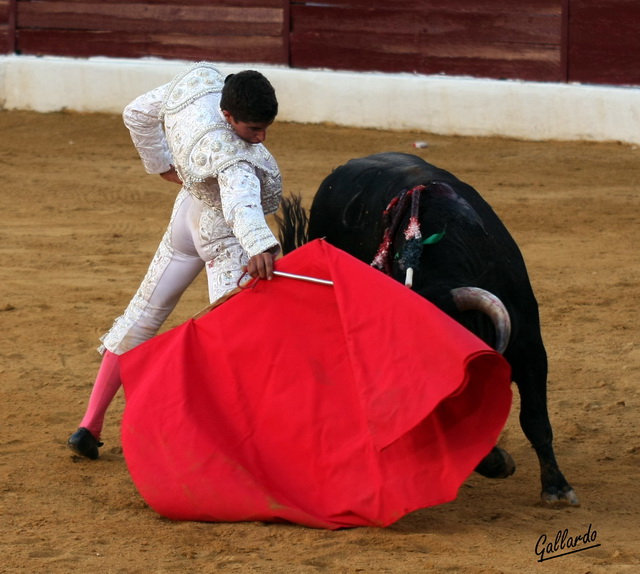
[245,251,275,280]
[159,166,182,185]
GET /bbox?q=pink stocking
[79,350,122,439]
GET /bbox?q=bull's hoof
[475,446,516,479]
[541,487,580,507]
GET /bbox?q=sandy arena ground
[1,110,639,573]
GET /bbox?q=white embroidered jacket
[122,62,282,258]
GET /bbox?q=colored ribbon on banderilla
[370,184,448,288]
[371,185,426,287]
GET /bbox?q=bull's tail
[275,194,310,255]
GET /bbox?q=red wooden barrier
[568,0,640,85]
[0,0,16,54]
[290,0,564,82]
[1,1,638,87]
[14,0,288,64]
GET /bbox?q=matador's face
[222,110,273,145]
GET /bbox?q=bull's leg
[510,341,579,506]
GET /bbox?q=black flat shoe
[67,427,103,460]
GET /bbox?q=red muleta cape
[119,239,512,529]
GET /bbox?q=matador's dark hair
[220,70,278,123]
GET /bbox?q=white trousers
[100,189,248,355]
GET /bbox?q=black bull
[276,152,578,506]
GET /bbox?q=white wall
[1,55,639,144]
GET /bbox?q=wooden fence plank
[290,32,560,63]
[290,2,563,81]
[14,1,287,63]
[0,0,9,21]
[290,30,561,81]
[568,0,640,85]
[17,29,287,64]
[17,3,284,35]
[40,0,283,6]
[1,0,15,54]
[0,29,7,53]
[291,6,561,44]
[289,0,560,13]
[559,0,569,82]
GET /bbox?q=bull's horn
[450,287,511,354]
